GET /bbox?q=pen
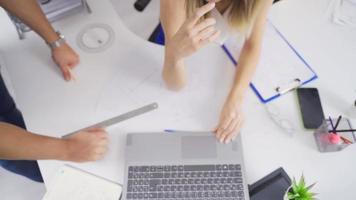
[327,116,354,144]
[328,129,356,133]
[328,116,335,131]
[333,115,342,131]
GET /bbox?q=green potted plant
[284,175,317,200]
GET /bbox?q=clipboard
[222,21,317,103]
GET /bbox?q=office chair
[7,0,91,40]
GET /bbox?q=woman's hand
[215,98,244,144]
[165,2,220,63]
[162,2,220,90]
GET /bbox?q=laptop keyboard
[126,164,245,200]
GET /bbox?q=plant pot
[283,186,292,200]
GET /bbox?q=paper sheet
[42,165,122,200]
[97,45,234,130]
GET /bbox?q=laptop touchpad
[181,136,217,159]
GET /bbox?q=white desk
[0,0,355,199]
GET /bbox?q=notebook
[42,165,122,200]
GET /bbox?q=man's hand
[51,43,79,81]
[64,127,108,162]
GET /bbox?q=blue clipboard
[221,22,317,104]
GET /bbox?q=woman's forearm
[227,0,271,103]
[227,0,272,103]
[160,0,187,91]
[228,41,262,103]
[160,1,218,91]
[162,46,187,91]
[0,122,68,160]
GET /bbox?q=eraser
[328,133,341,144]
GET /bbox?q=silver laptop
[122,132,249,200]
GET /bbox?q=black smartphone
[296,88,325,129]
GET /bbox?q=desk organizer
[314,118,355,152]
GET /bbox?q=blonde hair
[185,0,261,33]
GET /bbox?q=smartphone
[296,88,325,129]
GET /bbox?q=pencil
[340,137,353,144]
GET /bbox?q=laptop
[122,132,249,200]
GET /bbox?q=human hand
[51,43,79,81]
[165,2,220,62]
[64,127,108,162]
[215,99,244,144]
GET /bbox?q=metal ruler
[63,102,158,138]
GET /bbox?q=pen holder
[314,119,355,153]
